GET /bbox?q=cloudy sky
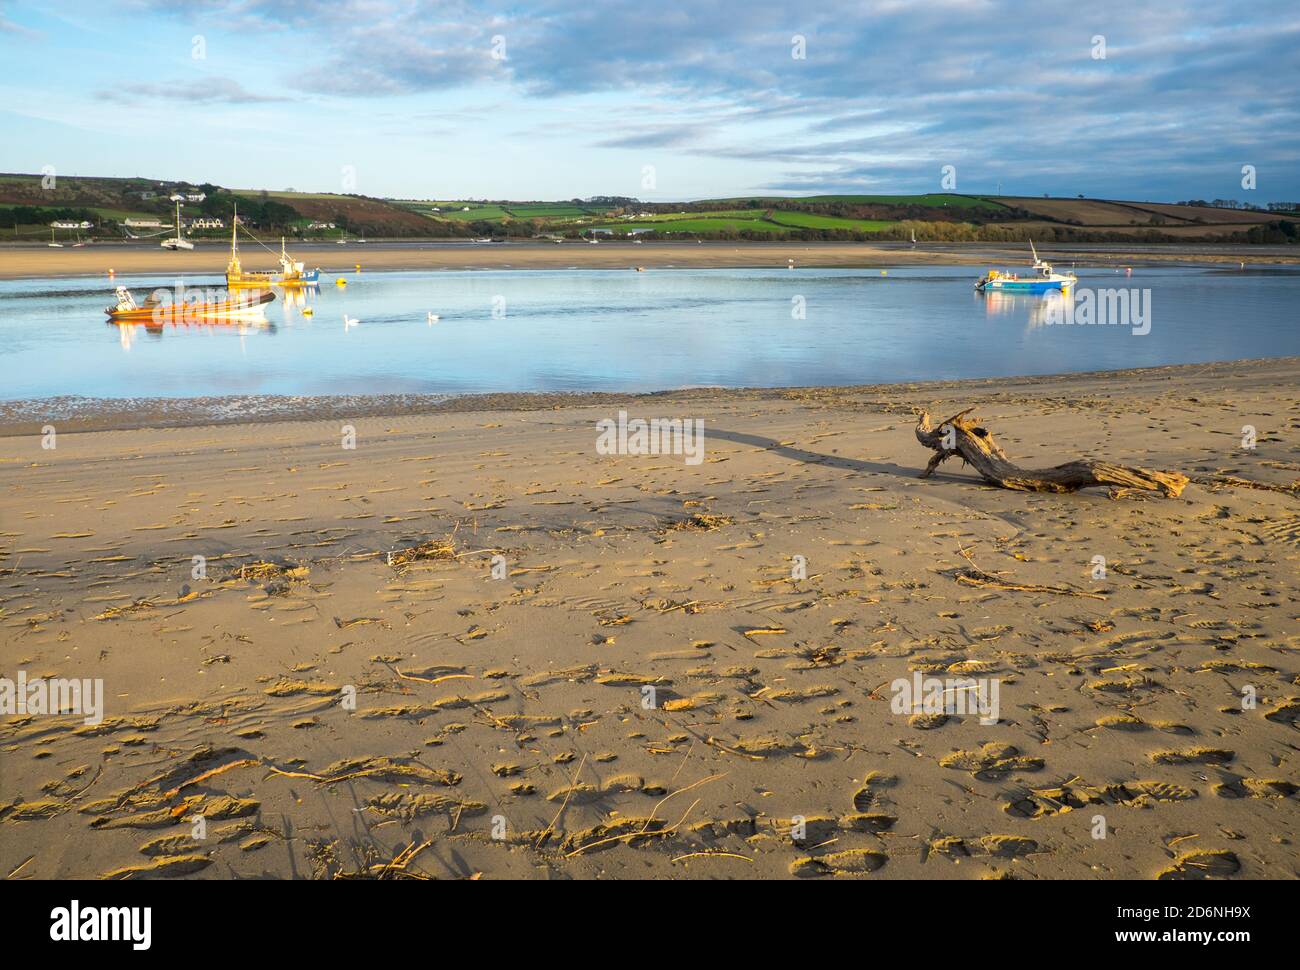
[2,0,1296,202]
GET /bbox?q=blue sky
[2,0,1297,202]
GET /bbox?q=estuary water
[0,265,1296,400]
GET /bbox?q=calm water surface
[0,265,1296,400]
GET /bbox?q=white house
[185,192,207,203]
[50,220,93,229]
[124,218,163,228]
[186,217,224,229]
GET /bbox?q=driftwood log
[915,409,1189,498]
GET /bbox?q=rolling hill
[0,173,1294,244]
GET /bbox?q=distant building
[123,218,163,228]
[185,192,206,203]
[137,191,156,200]
[50,220,93,229]
[186,217,224,229]
[169,193,186,202]
[307,221,336,230]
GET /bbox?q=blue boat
[976,242,1076,293]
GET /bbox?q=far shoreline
[2,239,1298,281]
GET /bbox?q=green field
[595,218,775,234]
[415,203,510,221]
[593,217,772,234]
[398,196,986,235]
[807,193,1001,209]
[767,211,896,232]
[236,190,351,201]
[88,206,163,221]
[502,204,603,218]
[701,193,1003,210]
[588,209,896,235]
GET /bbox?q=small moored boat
[976,241,1076,293]
[160,200,195,251]
[226,205,319,287]
[105,285,274,325]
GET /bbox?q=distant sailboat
[160,200,194,250]
[48,228,63,248]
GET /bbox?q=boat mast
[228,203,241,275]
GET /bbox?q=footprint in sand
[1157,850,1240,880]
[789,848,888,877]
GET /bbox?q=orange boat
[105,286,275,325]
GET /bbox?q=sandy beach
[1,358,1296,880]
[3,240,1298,281]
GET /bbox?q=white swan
[343,313,359,330]
[427,311,440,324]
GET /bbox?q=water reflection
[978,288,1073,329]
[111,317,276,343]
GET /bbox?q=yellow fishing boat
[225,206,319,289]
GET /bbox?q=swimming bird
[343,313,359,330]
[427,311,440,323]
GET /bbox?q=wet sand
[2,240,1297,281]
[1,359,1297,879]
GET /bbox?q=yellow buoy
[881,269,887,276]
[335,278,347,286]
[302,307,314,316]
